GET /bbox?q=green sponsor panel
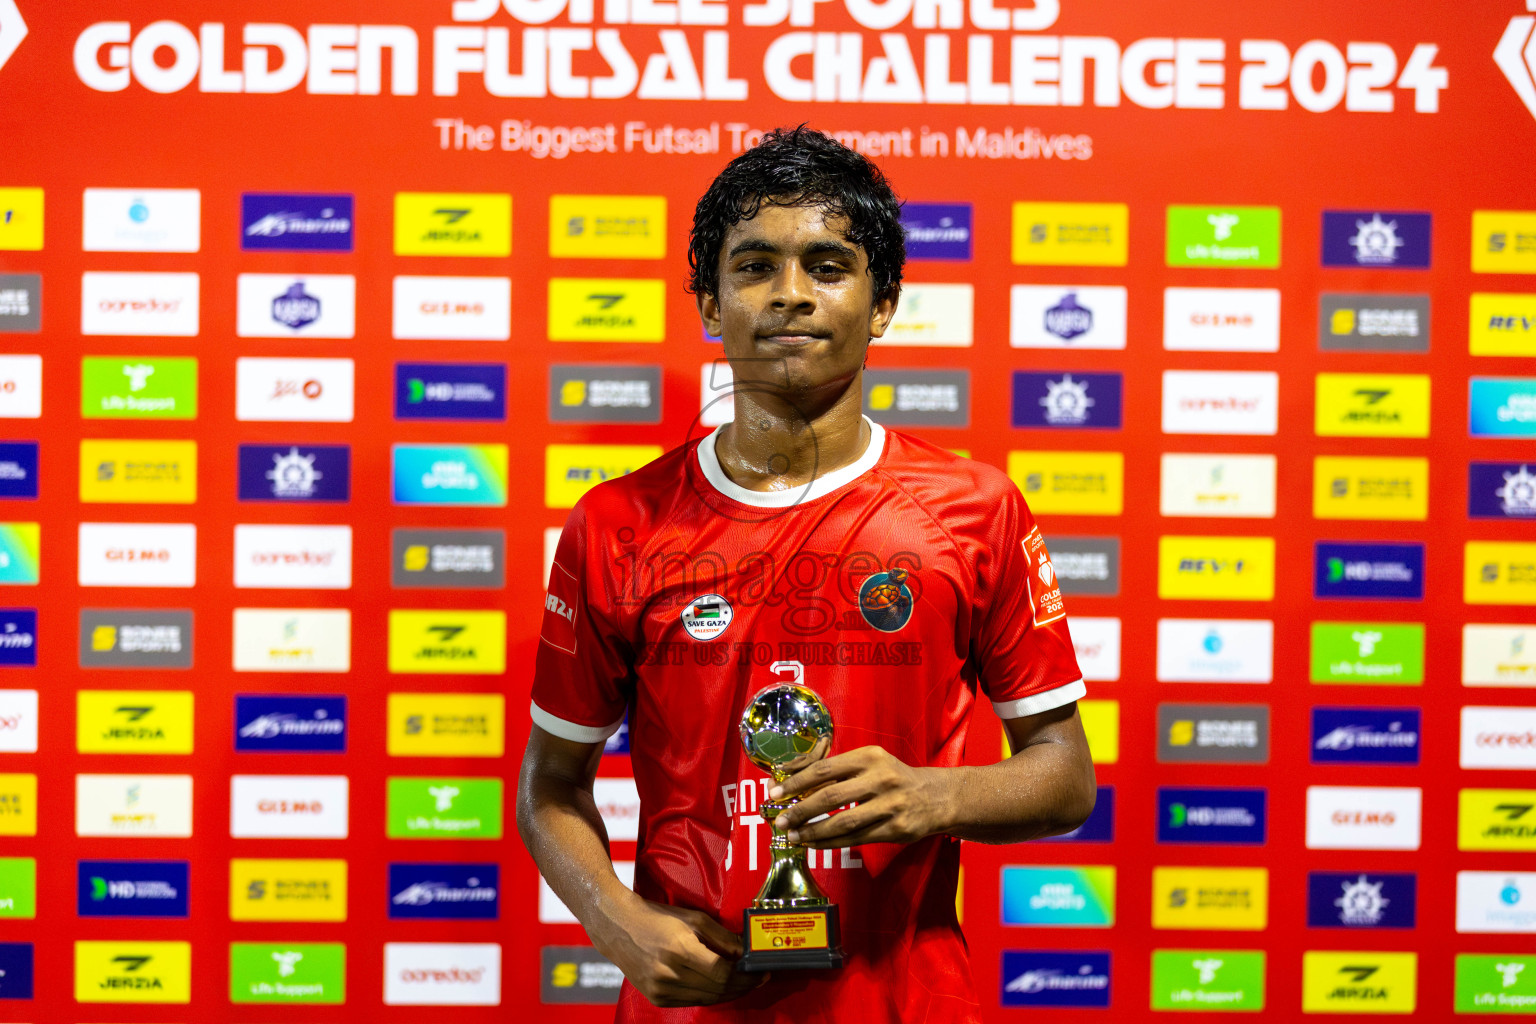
[1310,622,1425,684]
[80,356,198,419]
[230,942,345,1004]
[1151,950,1265,1012]
[1456,954,1536,1014]
[1166,206,1281,268]
[0,857,36,918]
[386,776,503,839]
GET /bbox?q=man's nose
[771,262,816,309]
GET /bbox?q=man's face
[698,202,897,406]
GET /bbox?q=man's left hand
[768,745,950,849]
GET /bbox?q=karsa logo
[1471,376,1536,438]
[79,439,197,504]
[77,860,188,918]
[1320,293,1430,352]
[0,773,35,836]
[388,693,505,757]
[0,442,38,500]
[82,189,200,253]
[1306,786,1422,850]
[0,354,39,420]
[386,777,504,839]
[392,529,505,589]
[879,282,975,347]
[392,275,512,341]
[1166,206,1281,268]
[1315,373,1430,437]
[230,942,345,1004]
[1000,866,1115,927]
[1000,950,1111,1008]
[1011,202,1128,267]
[1465,541,1536,605]
[389,863,500,920]
[242,193,353,252]
[230,775,349,839]
[0,188,43,251]
[1455,953,1536,1014]
[388,610,506,675]
[73,941,191,1004]
[0,689,37,751]
[541,946,624,1005]
[235,695,346,753]
[1011,371,1120,429]
[1460,789,1536,851]
[234,524,352,590]
[1161,371,1279,436]
[1010,285,1127,349]
[1157,788,1266,845]
[1151,866,1268,930]
[1163,287,1281,352]
[80,356,196,420]
[1312,707,1422,764]
[80,272,199,337]
[1037,787,1115,843]
[1321,210,1431,268]
[1157,703,1269,764]
[1471,462,1536,520]
[232,608,350,673]
[901,202,972,261]
[74,774,191,837]
[544,443,660,509]
[1156,619,1273,684]
[1462,706,1536,769]
[394,192,510,256]
[1313,456,1428,520]
[1315,542,1424,601]
[1308,872,1416,929]
[0,857,37,919]
[1150,949,1266,1011]
[1464,623,1536,687]
[550,195,665,259]
[1474,210,1536,275]
[1005,451,1124,515]
[1159,454,1277,519]
[866,369,970,426]
[1302,952,1416,1014]
[394,444,509,507]
[235,357,354,423]
[229,858,348,923]
[548,277,665,342]
[384,942,502,1006]
[0,274,41,333]
[237,444,350,503]
[77,522,195,588]
[1158,537,1276,601]
[395,362,506,421]
[77,690,192,754]
[1456,871,1536,934]
[549,364,661,424]
[1470,292,1536,356]
[236,274,356,338]
[0,612,35,669]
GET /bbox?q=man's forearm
[928,738,1096,845]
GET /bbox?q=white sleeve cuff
[530,700,625,744]
[991,679,1086,720]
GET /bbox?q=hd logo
[387,692,505,757]
[388,611,506,675]
[76,691,193,754]
[1302,951,1416,1014]
[548,278,665,342]
[393,192,510,256]
[74,941,192,1003]
[549,195,666,259]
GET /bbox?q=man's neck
[714,373,870,493]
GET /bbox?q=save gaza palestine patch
[1022,526,1066,627]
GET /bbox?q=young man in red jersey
[519,126,1095,1022]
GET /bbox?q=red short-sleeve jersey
[532,421,1084,1024]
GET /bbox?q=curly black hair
[687,125,906,302]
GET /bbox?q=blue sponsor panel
[0,608,35,667]
[1157,787,1267,845]
[237,444,351,503]
[0,442,37,500]
[241,193,354,251]
[1470,462,1536,519]
[0,943,32,999]
[603,714,631,756]
[1470,377,1536,438]
[900,202,973,261]
[234,695,347,753]
[388,863,500,920]
[1314,542,1425,601]
[77,860,189,918]
[395,362,507,421]
[1000,951,1112,1008]
[1311,707,1421,765]
[1011,371,1123,429]
[1321,211,1431,269]
[1037,786,1114,843]
[1306,871,1416,929]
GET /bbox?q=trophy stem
[752,799,829,909]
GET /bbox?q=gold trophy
[736,667,845,971]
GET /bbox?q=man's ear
[697,290,722,337]
[868,284,900,339]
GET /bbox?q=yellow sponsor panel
[1315,373,1430,438]
[0,188,44,250]
[1011,202,1128,266]
[1473,210,1536,274]
[1302,951,1416,1014]
[545,443,663,509]
[1005,451,1124,515]
[1151,867,1268,930]
[1312,457,1428,521]
[1466,542,1536,605]
[75,940,192,1003]
[230,859,348,922]
[549,195,667,259]
[387,692,506,757]
[387,609,507,675]
[1459,789,1536,851]
[393,191,511,256]
[77,690,193,754]
[0,773,36,836]
[79,439,197,504]
[548,277,666,342]
[1157,536,1276,601]
[1469,293,1536,356]
[1079,699,1119,764]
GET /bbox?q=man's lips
[757,330,827,343]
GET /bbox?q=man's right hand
[595,897,769,1008]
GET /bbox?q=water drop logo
[1502,878,1522,906]
[1203,629,1223,654]
[128,198,149,224]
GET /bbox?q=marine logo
[858,569,914,632]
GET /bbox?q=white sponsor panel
[384,943,502,1006]
[1156,619,1274,683]
[0,354,41,418]
[236,274,357,338]
[393,276,512,341]
[1163,287,1282,352]
[233,525,353,590]
[539,860,635,924]
[1460,706,1536,769]
[1305,786,1422,851]
[230,774,349,838]
[76,773,193,837]
[235,357,355,422]
[877,283,973,347]
[1159,454,1277,518]
[543,527,561,588]
[1464,624,1536,687]
[1009,285,1128,349]
[1069,616,1121,682]
[78,523,196,588]
[232,608,352,672]
[1457,871,1536,934]
[80,272,200,336]
[0,689,38,752]
[1161,371,1279,436]
[593,777,641,842]
[82,188,201,252]
[700,362,735,427]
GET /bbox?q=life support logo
[858,569,914,633]
[681,594,732,641]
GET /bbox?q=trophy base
[738,905,845,972]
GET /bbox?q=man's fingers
[774,780,860,830]
[792,803,878,844]
[687,911,745,958]
[771,747,875,798]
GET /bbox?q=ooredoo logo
[384,943,501,1006]
[80,272,199,336]
[233,525,352,590]
[230,775,348,838]
[1462,706,1536,769]
[1161,371,1279,435]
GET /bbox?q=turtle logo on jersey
[858,569,914,632]
[681,593,733,641]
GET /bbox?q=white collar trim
[696,417,887,508]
